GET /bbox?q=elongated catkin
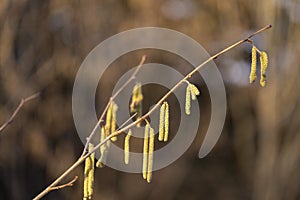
[250,46,257,83]
[260,51,268,87]
[130,83,143,126]
[111,103,118,141]
[147,128,154,183]
[124,130,132,164]
[185,85,191,115]
[164,102,169,142]
[158,103,166,141]
[96,127,106,168]
[142,124,149,179]
[105,103,113,137]
[190,83,200,100]
[84,143,94,200]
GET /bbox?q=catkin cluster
[185,82,200,115]
[83,80,203,198]
[249,45,269,87]
[105,101,118,141]
[142,123,155,183]
[159,101,169,142]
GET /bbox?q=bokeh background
[0,0,299,199]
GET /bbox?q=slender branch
[0,92,40,133]
[33,25,271,200]
[81,55,146,157]
[48,176,78,191]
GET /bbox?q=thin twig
[33,25,271,200]
[48,176,78,191]
[117,112,137,131]
[0,92,40,133]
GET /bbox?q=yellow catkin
[96,127,106,168]
[260,51,268,87]
[105,103,113,137]
[124,129,132,165]
[147,128,154,183]
[164,102,169,142]
[189,83,200,100]
[250,46,257,83]
[130,83,143,126]
[142,124,149,180]
[158,103,166,141]
[84,144,94,200]
[185,85,191,115]
[111,103,118,141]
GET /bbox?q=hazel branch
[33,25,271,200]
[0,92,40,133]
[48,176,78,191]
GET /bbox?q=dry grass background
[0,0,299,199]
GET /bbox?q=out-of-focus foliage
[0,0,299,199]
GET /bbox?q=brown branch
[48,176,78,191]
[33,25,272,200]
[0,92,40,133]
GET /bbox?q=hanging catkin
[260,51,268,87]
[158,103,166,141]
[250,46,257,83]
[163,102,169,142]
[96,127,106,168]
[185,85,191,115]
[111,103,118,141]
[142,124,149,180]
[83,143,95,200]
[147,127,154,183]
[124,130,132,164]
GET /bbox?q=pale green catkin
[185,85,191,115]
[130,83,143,117]
[250,46,257,83]
[189,83,200,100]
[130,83,140,111]
[142,124,149,180]
[105,102,113,137]
[96,127,106,168]
[124,129,132,164]
[111,103,118,141]
[163,102,169,142]
[185,82,200,115]
[147,127,154,183]
[84,144,95,200]
[158,103,166,141]
[260,51,268,87]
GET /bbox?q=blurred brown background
[0,0,299,199]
